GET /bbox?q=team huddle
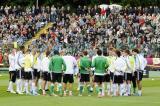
[7,46,147,97]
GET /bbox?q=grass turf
[0,73,160,106]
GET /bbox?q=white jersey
[41,56,50,72]
[30,53,34,71]
[37,54,44,71]
[107,56,116,73]
[15,51,24,70]
[123,56,135,73]
[113,57,127,75]
[135,54,147,71]
[33,55,39,70]
[8,54,16,71]
[24,53,34,72]
[63,55,78,75]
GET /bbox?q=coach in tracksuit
[49,50,66,96]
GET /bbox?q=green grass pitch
[0,73,160,106]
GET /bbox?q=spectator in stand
[0,48,3,64]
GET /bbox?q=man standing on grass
[33,50,41,92]
[103,51,111,96]
[41,51,50,95]
[62,51,78,96]
[23,49,37,95]
[107,48,116,96]
[7,48,16,94]
[49,50,66,96]
[15,46,25,94]
[122,50,135,96]
[132,49,147,96]
[92,49,109,97]
[79,51,92,96]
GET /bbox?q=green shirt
[79,56,92,74]
[49,55,66,73]
[92,56,109,75]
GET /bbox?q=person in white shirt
[7,48,16,94]
[107,47,116,96]
[32,50,39,81]
[132,49,147,96]
[33,51,43,92]
[113,50,127,96]
[23,49,36,95]
[122,50,135,96]
[30,50,39,95]
[41,51,50,95]
[15,46,25,94]
[62,52,78,96]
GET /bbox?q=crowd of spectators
[0,5,50,46]
[29,5,160,58]
[0,5,160,66]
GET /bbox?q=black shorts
[42,72,50,81]
[104,74,110,82]
[113,75,124,84]
[124,73,132,81]
[9,71,16,83]
[33,69,41,79]
[24,71,34,80]
[94,75,105,84]
[110,72,114,81]
[80,74,90,82]
[50,72,62,83]
[63,74,74,83]
[16,69,24,79]
[134,70,143,81]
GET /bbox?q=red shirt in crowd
[0,53,3,64]
[101,8,106,16]
[139,17,145,26]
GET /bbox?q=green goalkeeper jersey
[79,56,92,74]
[92,56,109,75]
[49,55,66,73]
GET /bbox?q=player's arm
[105,59,109,70]
[49,57,53,71]
[143,57,147,69]
[91,58,96,68]
[73,57,78,75]
[122,60,127,72]
[62,58,66,72]
[8,55,11,65]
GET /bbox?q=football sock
[50,84,54,94]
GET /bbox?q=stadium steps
[24,22,53,49]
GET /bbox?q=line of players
[7,46,147,97]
